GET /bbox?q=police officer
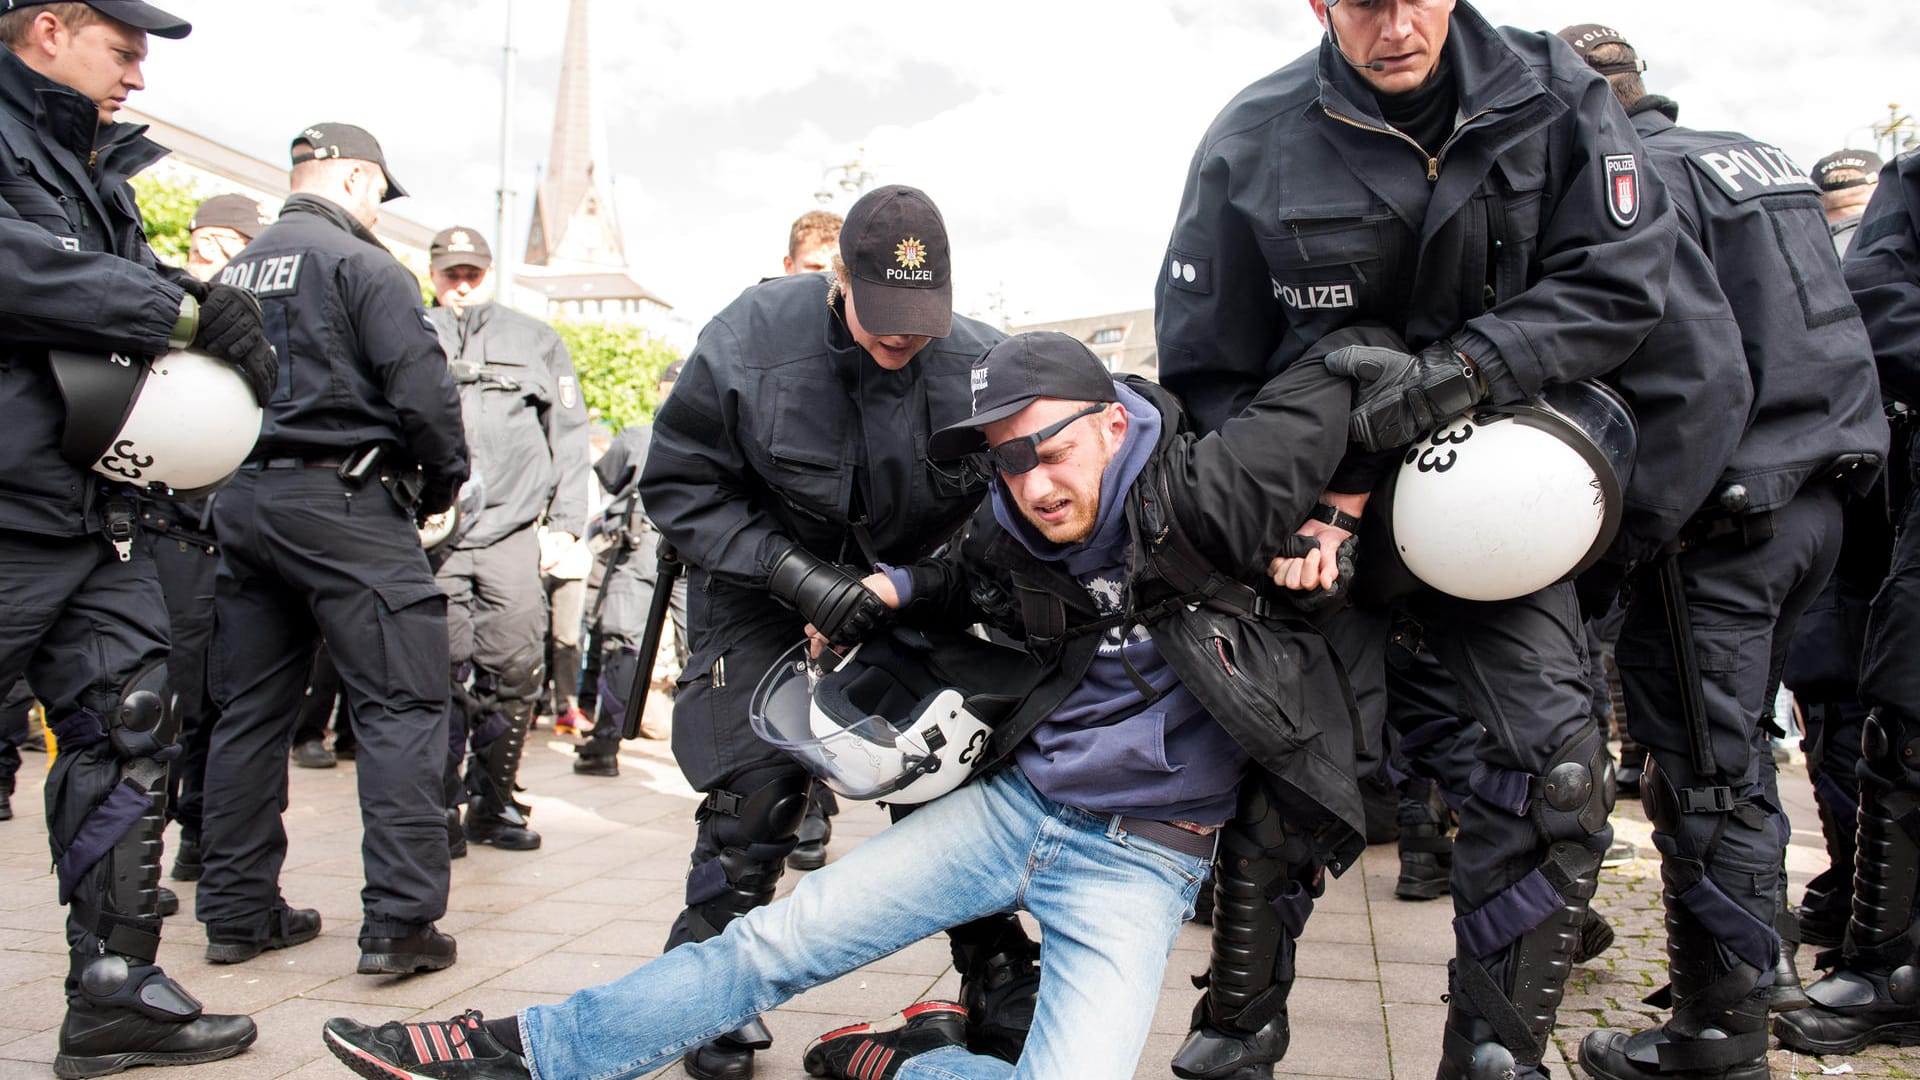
[427,225,589,852]
[1811,149,1884,259]
[159,192,270,885]
[1156,3,1682,1076]
[197,123,469,974]
[637,185,1027,1078]
[1552,26,1889,1080]
[1774,150,1920,1058]
[0,1,274,1072]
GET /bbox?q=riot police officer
[197,123,469,974]
[427,225,589,852]
[1811,149,1883,259]
[1155,3,1681,1076]
[1554,26,1889,1080]
[0,1,273,1073]
[637,185,1026,1078]
[1774,148,1920,1059]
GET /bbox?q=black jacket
[1631,99,1888,513]
[1155,0,1677,477]
[430,302,588,545]
[896,370,1366,872]
[0,49,195,535]
[218,195,468,488]
[639,272,1002,588]
[1847,151,1920,413]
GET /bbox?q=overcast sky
[135,0,1915,340]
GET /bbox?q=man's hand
[808,572,902,657]
[416,472,459,524]
[188,283,277,406]
[1325,340,1485,451]
[768,547,892,648]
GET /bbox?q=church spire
[523,0,625,269]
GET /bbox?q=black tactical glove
[1288,535,1360,616]
[1325,340,1486,452]
[416,472,460,525]
[766,546,892,648]
[186,281,278,406]
[1574,557,1633,621]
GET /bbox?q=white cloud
[136,0,1917,334]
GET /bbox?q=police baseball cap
[0,0,190,37]
[188,194,270,239]
[929,332,1118,459]
[1811,149,1884,192]
[1556,24,1646,75]
[430,226,493,272]
[289,123,407,202]
[839,185,952,339]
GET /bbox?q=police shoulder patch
[1164,248,1211,295]
[559,375,578,409]
[1604,154,1640,228]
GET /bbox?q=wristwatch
[1309,502,1363,533]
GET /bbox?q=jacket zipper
[1321,106,1494,183]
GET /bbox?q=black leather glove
[1574,557,1633,621]
[766,546,892,647]
[1284,535,1359,616]
[188,283,277,406]
[1325,340,1486,452]
[416,472,460,524]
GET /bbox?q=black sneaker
[358,923,458,975]
[56,1002,257,1079]
[206,904,322,964]
[572,752,618,777]
[803,1001,968,1079]
[322,1009,529,1080]
[293,739,337,769]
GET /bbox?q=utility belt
[243,444,422,512]
[1675,503,1774,553]
[136,504,217,554]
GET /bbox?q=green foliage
[130,172,204,268]
[552,320,683,431]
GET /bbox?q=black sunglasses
[987,403,1107,475]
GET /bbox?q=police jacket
[1847,152,1920,414]
[0,49,197,536]
[1155,1,1677,465]
[639,272,1002,590]
[429,302,588,546]
[894,371,1366,872]
[1630,98,1888,513]
[590,423,662,642]
[219,195,467,487]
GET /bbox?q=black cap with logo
[1,0,190,38]
[289,123,407,202]
[929,332,1118,459]
[430,226,493,272]
[188,193,270,239]
[1556,24,1646,75]
[1810,149,1884,193]
[839,185,952,339]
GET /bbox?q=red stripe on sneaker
[425,1023,451,1061]
[850,1041,876,1078]
[867,1045,895,1080]
[450,1024,473,1059]
[407,1026,431,1062]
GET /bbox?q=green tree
[130,171,204,268]
[552,320,683,432]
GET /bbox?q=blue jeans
[519,768,1211,1079]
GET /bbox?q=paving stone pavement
[0,716,1912,1079]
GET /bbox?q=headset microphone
[1322,1,1386,72]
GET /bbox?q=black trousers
[150,532,218,842]
[0,527,169,957]
[200,467,450,940]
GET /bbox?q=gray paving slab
[0,719,1895,1078]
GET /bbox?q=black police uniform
[0,44,258,1075]
[1573,92,1889,1080]
[637,270,1003,1074]
[1775,151,1920,1054]
[139,496,219,881]
[198,194,469,959]
[428,300,588,850]
[1154,6,1679,1075]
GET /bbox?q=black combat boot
[950,914,1040,1063]
[787,786,835,871]
[1395,777,1452,901]
[465,707,540,850]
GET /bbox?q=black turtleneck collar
[1376,51,1458,155]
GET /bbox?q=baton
[1654,547,1716,780]
[621,542,682,740]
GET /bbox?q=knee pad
[1202,780,1322,1032]
[678,769,815,935]
[491,646,546,704]
[1533,728,1613,843]
[108,661,173,765]
[1862,710,1920,791]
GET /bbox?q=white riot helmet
[49,348,263,498]
[750,640,995,804]
[418,467,486,552]
[1389,379,1636,602]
